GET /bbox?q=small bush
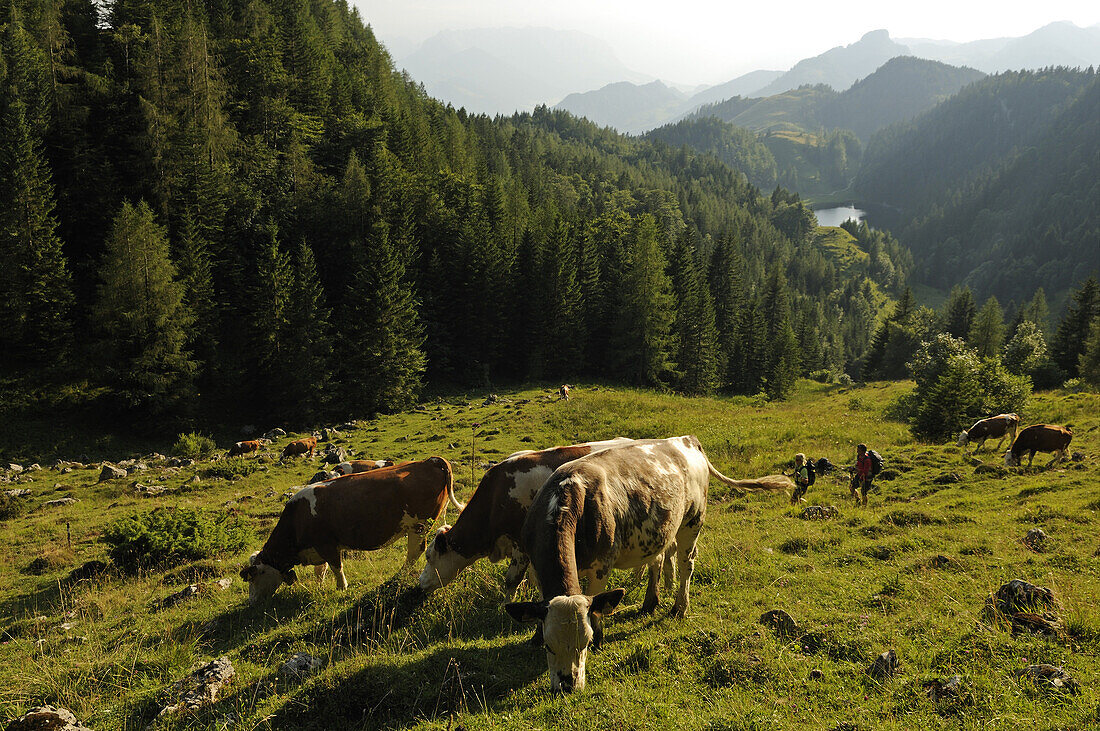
[837,373,854,386]
[809,369,834,384]
[172,431,216,459]
[101,507,250,573]
[202,461,259,480]
[0,494,31,521]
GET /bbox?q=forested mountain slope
[0,0,909,428]
[854,68,1099,302]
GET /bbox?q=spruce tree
[282,242,332,421]
[612,214,676,386]
[249,226,294,406]
[707,236,743,389]
[670,232,720,395]
[1052,277,1100,377]
[175,216,220,386]
[93,201,194,410]
[759,266,800,399]
[940,285,976,339]
[538,217,584,379]
[968,296,1005,359]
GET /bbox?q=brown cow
[1004,424,1073,468]
[419,438,633,596]
[281,437,317,460]
[227,440,262,458]
[240,457,463,604]
[333,459,394,476]
[958,413,1019,452]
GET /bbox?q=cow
[281,437,317,461]
[1004,424,1073,468]
[240,456,463,604]
[558,385,571,401]
[419,438,633,596]
[958,413,1019,452]
[504,436,788,693]
[227,440,262,458]
[334,459,395,476]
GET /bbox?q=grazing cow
[281,437,317,460]
[504,436,786,693]
[958,413,1020,452]
[558,385,571,401]
[419,438,633,596]
[334,459,395,476]
[1004,424,1073,468]
[240,457,463,604]
[227,440,262,458]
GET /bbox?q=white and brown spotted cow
[333,459,395,476]
[958,413,1019,452]
[419,438,632,596]
[1004,424,1073,468]
[240,456,463,604]
[505,436,786,693]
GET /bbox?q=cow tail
[447,473,465,513]
[706,459,793,493]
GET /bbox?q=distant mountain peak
[860,29,892,43]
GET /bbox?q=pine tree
[248,226,294,406]
[92,201,194,410]
[538,217,584,379]
[940,285,976,339]
[1051,277,1100,377]
[708,236,743,389]
[968,296,1005,359]
[281,242,332,421]
[670,231,720,395]
[612,214,676,386]
[1009,287,1049,339]
[759,266,800,399]
[175,216,219,385]
[731,297,767,394]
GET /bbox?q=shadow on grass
[174,591,315,653]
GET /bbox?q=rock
[321,428,341,441]
[520,436,534,443]
[213,578,233,591]
[866,649,898,681]
[67,560,108,583]
[932,472,962,485]
[278,652,323,679]
[4,489,32,498]
[43,497,79,507]
[157,656,235,718]
[338,422,358,431]
[1018,664,1079,695]
[99,463,127,482]
[321,447,347,465]
[7,463,23,474]
[799,505,839,520]
[808,668,824,681]
[309,470,338,484]
[134,483,171,497]
[1023,528,1048,552]
[166,457,193,468]
[5,705,92,731]
[160,584,201,609]
[127,462,149,473]
[482,394,499,405]
[759,609,802,639]
[923,674,965,701]
[984,579,1064,637]
[262,428,286,441]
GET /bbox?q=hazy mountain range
[395,22,1100,131]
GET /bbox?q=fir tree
[759,266,800,399]
[282,241,331,421]
[612,214,676,386]
[670,231,720,395]
[1002,320,1047,376]
[707,236,743,389]
[92,201,194,410]
[968,296,1005,359]
[1052,277,1100,377]
[940,285,976,339]
[174,216,219,385]
[538,217,584,379]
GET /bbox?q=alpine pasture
[1,381,1098,729]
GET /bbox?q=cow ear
[435,528,450,554]
[589,588,626,618]
[284,569,298,585]
[505,601,547,624]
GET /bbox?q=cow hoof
[670,606,687,619]
[640,597,659,615]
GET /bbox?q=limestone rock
[160,585,201,609]
[866,649,898,681]
[923,674,966,701]
[262,428,286,441]
[5,705,92,731]
[984,579,1064,637]
[278,652,323,679]
[7,464,23,474]
[1018,664,1078,695]
[4,489,32,499]
[157,656,235,718]
[1023,528,1048,552]
[759,609,802,639]
[99,463,127,482]
[43,498,79,508]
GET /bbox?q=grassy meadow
[1,381,1099,729]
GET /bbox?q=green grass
[812,225,869,279]
[1,381,1098,729]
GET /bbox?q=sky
[355,0,1100,85]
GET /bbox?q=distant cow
[281,437,317,460]
[958,413,1019,452]
[504,436,786,693]
[1004,424,1073,468]
[334,459,394,476]
[558,385,571,400]
[227,440,262,458]
[240,457,463,604]
[419,438,633,596]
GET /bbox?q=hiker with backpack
[791,453,815,505]
[851,443,883,506]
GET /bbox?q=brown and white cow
[334,459,395,476]
[504,436,786,693]
[419,438,632,596]
[227,440,262,458]
[1004,424,1073,468]
[240,456,463,604]
[281,437,317,460]
[958,413,1019,452]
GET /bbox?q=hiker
[851,443,882,506]
[791,453,814,505]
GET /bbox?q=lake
[814,205,866,228]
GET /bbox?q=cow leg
[317,547,346,590]
[641,560,661,615]
[975,438,986,453]
[672,530,701,618]
[1047,450,1064,468]
[400,529,428,574]
[314,564,328,582]
[663,550,676,596]
[503,549,530,599]
[1028,450,1036,468]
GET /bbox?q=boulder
[262,428,286,441]
[5,705,92,731]
[4,489,32,499]
[984,579,1064,637]
[156,656,235,718]
[759,609,802,639]
[134,484,171,497]
[99,463,127,482]
[43,498,79,508]
[338,422,358,431]
[1023,528,1048,552]
[923,674,966,701]
[321,447,347,465]
[278,652,323,679]
[866,649,899,681]
[166,457,193,468]
[6,463,23,474]
[1017,664,1079,695]
[213,578,233,591]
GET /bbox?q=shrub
[101,507,250,573]
[809,369,834,383]
[202,461,259,480]
[837,373,853,386]
[0,494,31,521]
[172,431,216,459]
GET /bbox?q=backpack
[805,459,817,486]
[868,450,884,477]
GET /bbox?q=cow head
[419,526,473,592]
[1004,449,1020,467]
[956,431,969,447]
[239,552,298,604]
[505,589,625,693]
